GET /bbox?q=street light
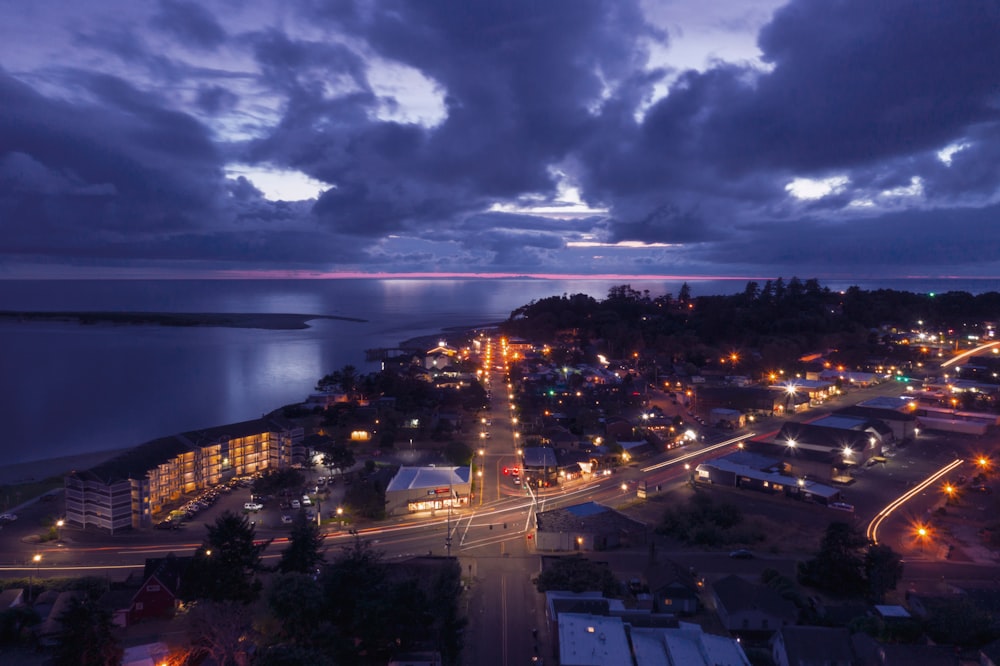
[56,519,64,542]
[477,470,484,506]
[336,506,344,529]
[30,554,41,602]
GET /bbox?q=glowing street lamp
[30,553,41,601]
[56,519,64,542]
[477,470,484,506]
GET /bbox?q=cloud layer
[2,0,999,279]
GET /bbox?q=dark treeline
[502,279,1000,378]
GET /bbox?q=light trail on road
[866,458,964,544]
[640,433,756,472]
[940,341,1000,368]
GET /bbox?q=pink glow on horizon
[203,269,778,281]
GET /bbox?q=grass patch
[655,491,766,547]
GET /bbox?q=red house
[128,555,191,624]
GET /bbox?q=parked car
[281,515,294,524]
[290,499,301,509]
[0,513,17,523]
[728,549,754,559]
[970,484,993,494]
[829,502,855,512]
[302,496,312,506]
[243,502,264,512]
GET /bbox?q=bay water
[0,276,994,464]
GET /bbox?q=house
[711,575,797,635]
[34,590,86,646]
[130,555,191,624]
[645,560,701,615]
[852,633,958,666]
[99,586,139,627]
[522,446,559,488]
[771,626,853,666]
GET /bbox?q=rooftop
[558,613,631,666]
[386,466,471,492]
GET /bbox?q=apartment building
[65,416,304,532]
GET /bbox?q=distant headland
[0,311,367,330]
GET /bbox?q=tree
[0,605,40,645]
[319,442,356,479]
[864,543,903,603]
[533,554,619,596]
[923,597,999,647]
[252,468,305,499]
[316,364,359,399]
[443,440,473,466]
[50,596,123,666]
[181,510,271,603]
[278,510,326,575]
[320,539,388,661]
[187,600,255,666]
[264,572,328,647]
[798,521,868,596]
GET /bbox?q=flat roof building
[384,466,471,515]
[65,415,303,532]
[558,613,631,666]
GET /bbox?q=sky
[2,0,1000,281]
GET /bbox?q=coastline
[0,311,367,330]
[0,322,496,489]
[0,448,130,486]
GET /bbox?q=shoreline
[1,322,499,489]
[0,448,132,486]
[0,311,367,330]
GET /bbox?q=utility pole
[446,482,453,557]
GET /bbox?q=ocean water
[0,276,995,464]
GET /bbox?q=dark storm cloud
[0,69,220,235]
[5,0,1000,276]
[694,204,1000,274]
[152,0,227,51]
[195,84,238,114]
[577,0,1000,253]
[257,0,662,241]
